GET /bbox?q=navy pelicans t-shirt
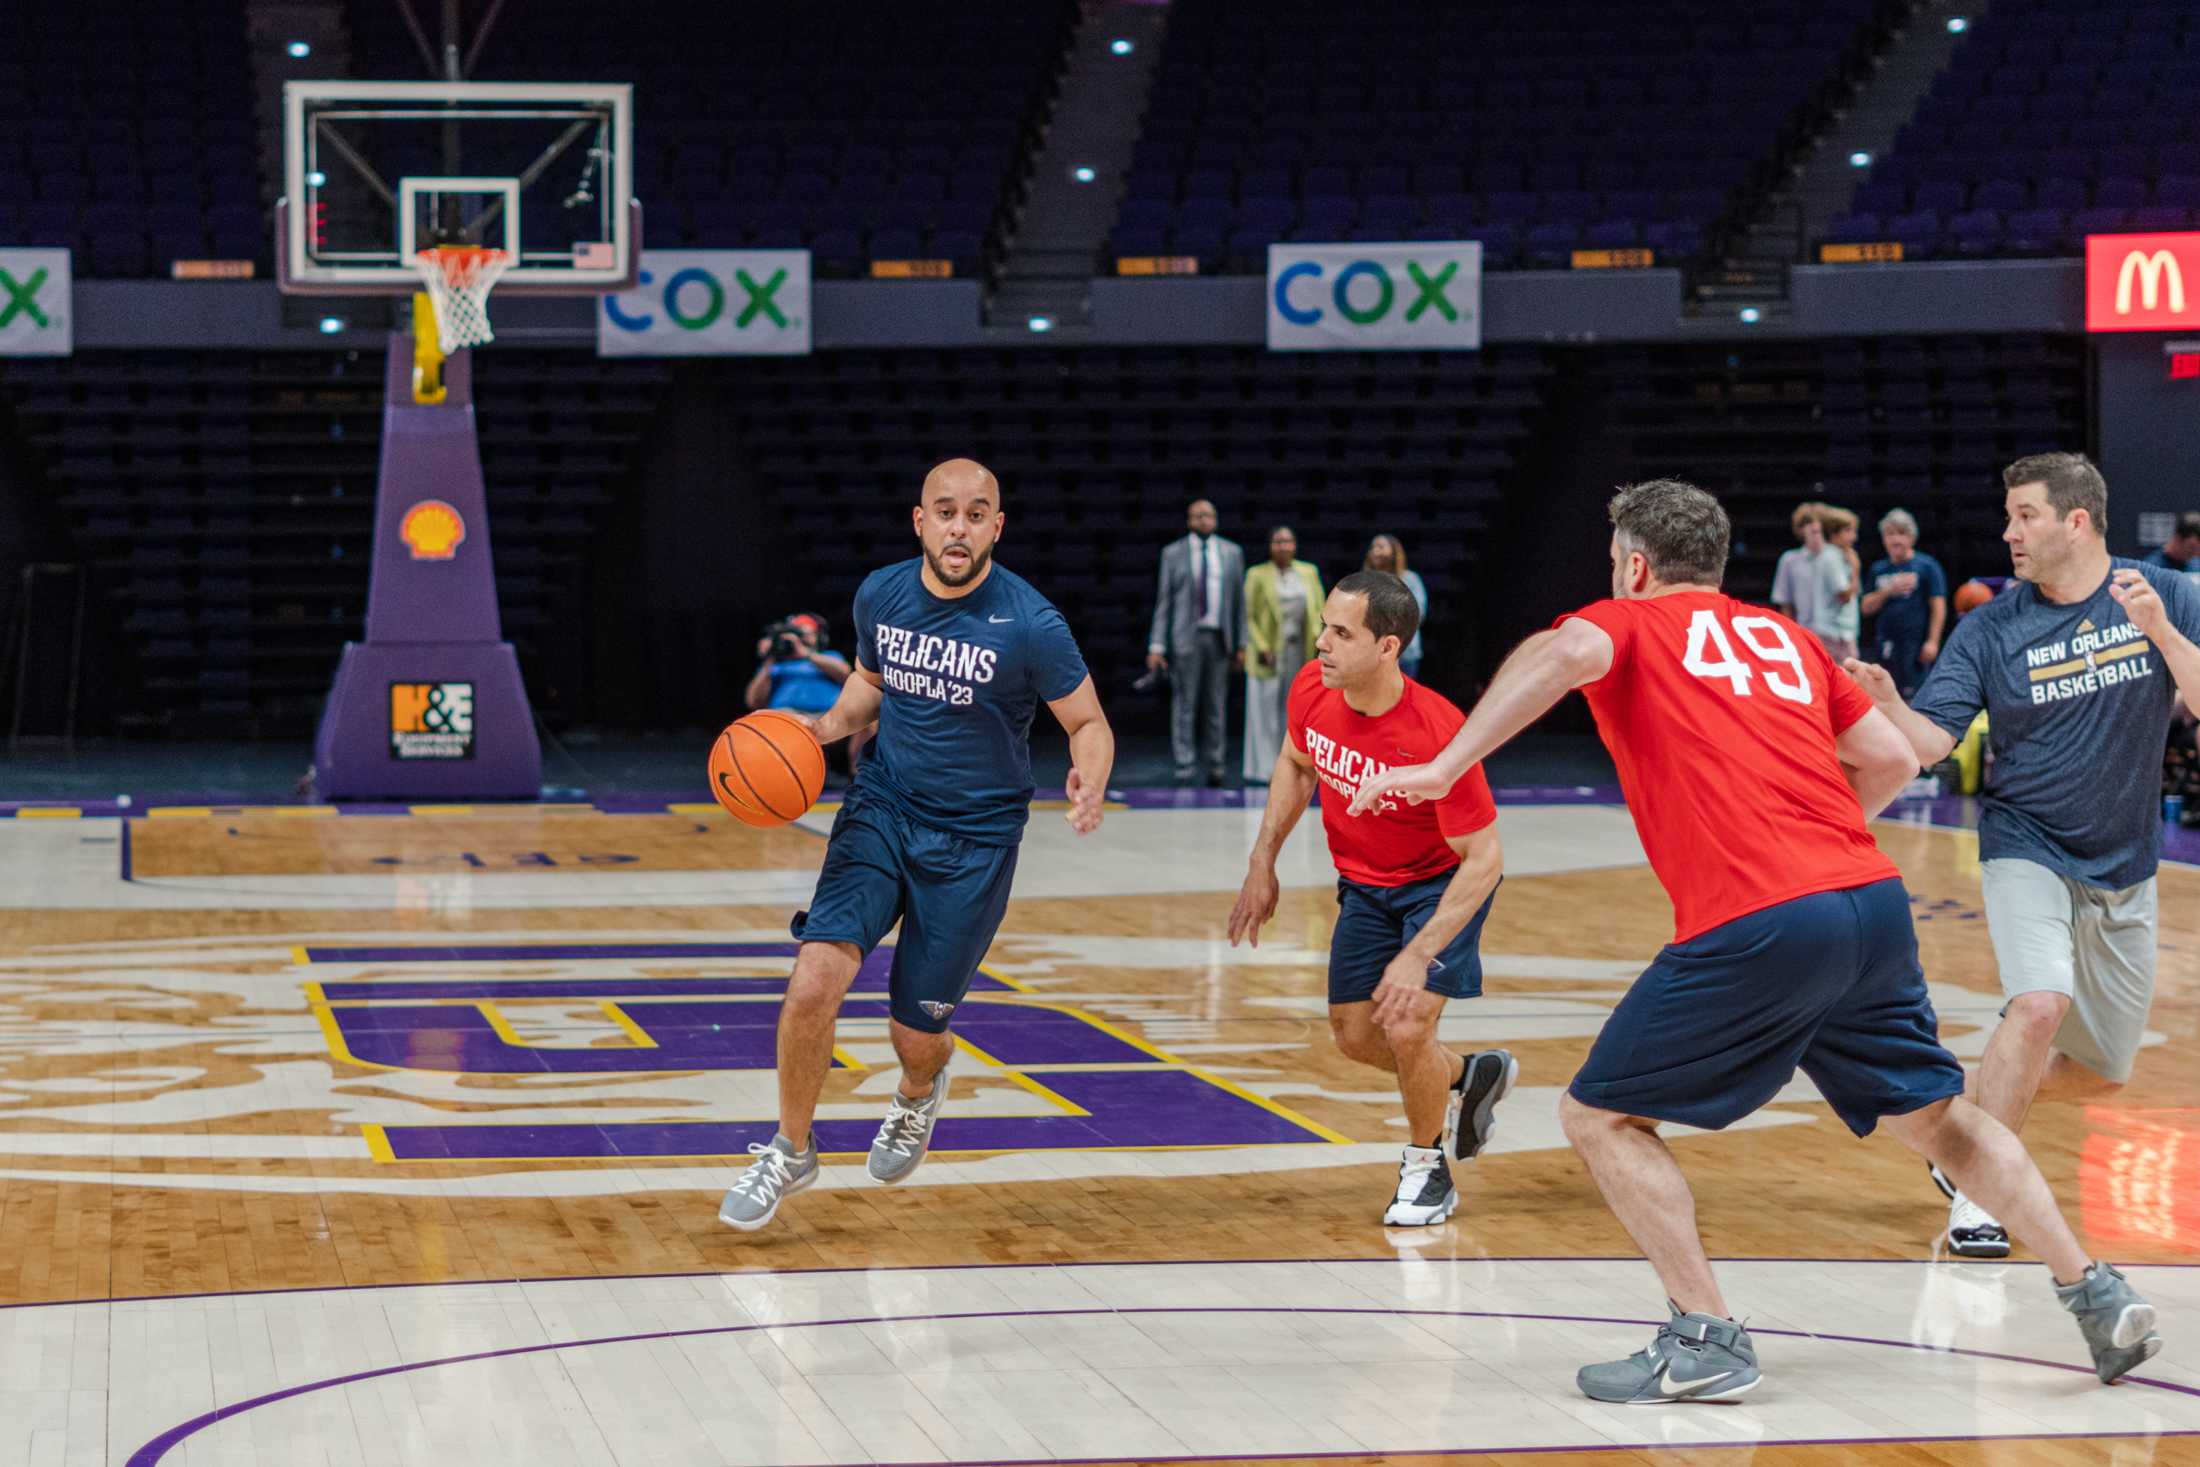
[853,558,1089,846]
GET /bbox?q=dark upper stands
[1824,0,2200,259]
[0,0,261,279]
[1110,0,1895,273]
[349,0,1074,279]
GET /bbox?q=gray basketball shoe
[868,1062,951,1183]
[2056,1261,2163,1384]
[717,1134,818,1231]
[1578,1306,1762,1403]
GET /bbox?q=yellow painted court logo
[399,499,466,560]
[389,682,475,760]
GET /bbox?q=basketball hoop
[411,244,509,351]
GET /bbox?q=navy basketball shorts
[1328,871,1498,1005]
[791,788,1019,1034]
[1569,877,1965,1137]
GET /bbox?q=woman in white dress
[1242,526,1324,782]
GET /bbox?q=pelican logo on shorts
[389,682,475,759]
[919,1000,956,1021]
[399,499,466,560]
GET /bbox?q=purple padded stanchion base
[312,640,541,800]
[308,334,541,801]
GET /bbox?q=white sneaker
[1382,1144,1458,1226]
[1947,1192,2011,1259]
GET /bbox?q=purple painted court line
[308,945,1010,995]
[379,1067,1329,1160]
[2,1252,2191,1319]
[314,940,868,965]
[330,993,1145,1074]
[122,1302,2200,1467]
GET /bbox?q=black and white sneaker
[1928,1161,1957,1201]
[1383,1144,1458,1226]
[1451,1049,1519,1162]
[1947,1193,2012,1259]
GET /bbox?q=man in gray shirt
[1849,452,2200,1260]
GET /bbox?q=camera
[763,612,829,663]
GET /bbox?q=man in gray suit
[1147,499,1246,786]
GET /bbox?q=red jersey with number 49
[1558,592,1900,942]
[1288,661,1498,887]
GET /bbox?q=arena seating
[0,353,663,735]
[1823,0,2200,259]
[0,0,260,279]
[1110,0,1897,273]
[686,345,1559,687]
[1596,335,2084,594]
[347,0,1074,279]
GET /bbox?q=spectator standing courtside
[1815,505,1864,662]
[1243,526,1324,783]
[1149,499,1247,786]
[2142,512,2200,576]
[1770,501,1830,631]
[1862,509,1949,699]
[1364,535,1428,680]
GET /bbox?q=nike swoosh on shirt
[988,614,1015,623]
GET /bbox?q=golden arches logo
[2115,249,2186,316]
[399,500,466,560]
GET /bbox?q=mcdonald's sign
[2086,232,2200,331]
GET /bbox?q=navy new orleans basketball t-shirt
[853,558,1089,845]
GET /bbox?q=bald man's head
[923,457,1000,504]
[912,457,1005,593]
[1187,499,1217,535]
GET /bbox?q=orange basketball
[708,710,826,826]
[1953,579,1994,615]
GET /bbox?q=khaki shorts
[1980,857,2157,1082]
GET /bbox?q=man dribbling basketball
[1349,480,2160,1399]
[719,458,1115,1231]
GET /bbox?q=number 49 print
[1680,609,1814,703]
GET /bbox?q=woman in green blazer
[1243,526,1324,782]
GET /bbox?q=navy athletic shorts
[1569,877,1965,1137]
[1328,870,1497,1005]
[792,787,1019,1033]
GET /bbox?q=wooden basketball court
[0,791,2193,1465]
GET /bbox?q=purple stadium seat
[2035,177,2090,211]
[2093,175,2149,208]
[1972,179,2029,211]
[1946,210,2004,256]
[1912,180,1967,214]
[2127,204,2193,230]
[2154,174,2200,207]
[2003,208,2068,254]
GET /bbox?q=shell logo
[399,500,466,560]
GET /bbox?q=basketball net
[411,245,509,351]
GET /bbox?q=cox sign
[1267,242,1481,352]
[598,250,811,356]
[0,249,71,357]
